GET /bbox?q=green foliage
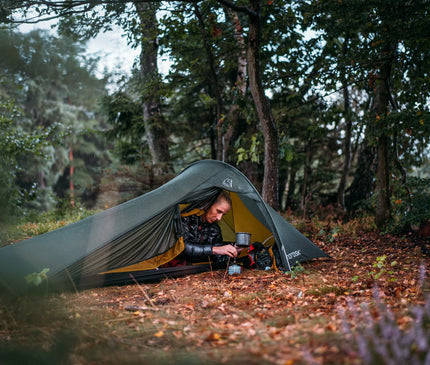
[327,226,341,243]
[390,176,430,232]
[279,133,294,163]
[25,268,50,287]
[158,2,246,162]
[0,101,21,222]
[285,262,309,279]
[297,0,430,221]
[368,255,397,281]
[100,91,147,164]
[3,0,430,229]
[235,134,262,164]
[0,81,50,223]
[312,218,342,242]
[0,28,110,213]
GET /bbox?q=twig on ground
[65,268,79,294]
[129,273,155,307]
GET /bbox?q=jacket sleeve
[183,242,213,258]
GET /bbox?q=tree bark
[337,80,352,209]
[300,137,312,213]
[375,129,390,229]
[336,37,353,209]
[247,0,279,209]
[193,4,224,161]
[219,10,247,162]
[69,145,75,207]
[285,167,297,210]
[135,2,172,175]
[372,42,396,229]
[346,137,377,212]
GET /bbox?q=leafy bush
[0,81,59,224]
[25,268,50,287]
[390,176,430,232]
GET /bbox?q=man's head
[202,191,231,224]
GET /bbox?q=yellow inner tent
[218,192,274,246]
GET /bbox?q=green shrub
[391,176,430,232]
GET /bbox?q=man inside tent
[181,191,240,261]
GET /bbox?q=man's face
[203,199,231,224]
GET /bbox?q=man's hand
[212,244,240,257]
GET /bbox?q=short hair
[215,190,232,207]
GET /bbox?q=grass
[0,208,99,247]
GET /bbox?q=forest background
[1,0,430,237]
[1,2,430,364]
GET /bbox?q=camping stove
[228,264,242,275]
[228,232,251,275]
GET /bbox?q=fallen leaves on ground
[0,231,429,364]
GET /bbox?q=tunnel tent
[0,160,328,294]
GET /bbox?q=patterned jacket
[181,214,222,258]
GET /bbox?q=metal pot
[235,232,251,247]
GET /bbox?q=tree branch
[3,0,222,24]
[7,3,99,24]
[3,0,162,24]
[213,0,256,17]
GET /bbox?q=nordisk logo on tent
[287,250,301,260]
[222,178,233,188]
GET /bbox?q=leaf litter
[0,231,429,364]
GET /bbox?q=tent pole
[280,244,292,272]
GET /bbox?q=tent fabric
[0,160,328,294]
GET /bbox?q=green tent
[0,160,328,294]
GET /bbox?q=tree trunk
[247,0,279,209]
[194,4,224,161]
[336,37,353,209]
[135,2,172,175]
[346,138,377,212]
[69,145,74,207]
[372,42,396,229]
[285,167,297,210]
[375,131,390,228]
[337,81,352,209]
[220,11,247,162]
[300,137,312,213]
